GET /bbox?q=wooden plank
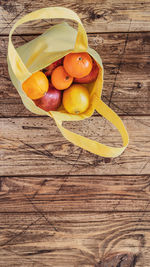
[1,116,150,176]
[0,212,149,267]
[0,175,150,213]
[0,175,150,266]
[0,0,150,34]
[1,32,150,117]
[0,212,150,267]
[0,252,139,267]
[0,211,149,266]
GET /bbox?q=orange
[63,84,90,114]
[51,66,73,90]
[63,52,93,78]
[22,71,49,100]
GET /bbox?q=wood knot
[104,158,111,164]
[89,11,102,21]
[93,37,104,46]
[137,82,142,89]
[97,252,138,267]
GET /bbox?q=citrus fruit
[74,59,99,84]
[63,84,90,114]
[63,52,93,78]
[51,66,73,90]
[22,71,49,100]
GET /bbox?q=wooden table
[1,1,150,266]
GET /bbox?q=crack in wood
[139,159,150,174]
[108,19,132,107]
[55,148,83,194]
[24,194,58,232]
[22,125,48,130]
[31,179,48,200]
[0,8,25,35]
[103,95,150,129]
[0,216,41,247]
[72,155,106,173]
[137,199,150,225]
[0,177,2,192]
[19,140,74,166]
[24,249,55,256]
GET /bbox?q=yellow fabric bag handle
[51,97,129,158]
[8,7,88,82]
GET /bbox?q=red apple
[34,84,62,111]
[74,60,99,84]
[44,58,64,77]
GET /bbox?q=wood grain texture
[0,175,150,213]
[0,0,150,34]
[0,176,150,266]
[1,116,150,176]
[0,211,149,267]
[0,212,148,266]
[1,32,150,117]
[0,251,138,267]
[1,1,150,266]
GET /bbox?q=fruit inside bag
[22,52,100,114]
[7,7,129,157]
[8,19,103,120]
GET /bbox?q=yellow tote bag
[7,7,129,158]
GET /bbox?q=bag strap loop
[8,7,88,82]
[51,97,129,158]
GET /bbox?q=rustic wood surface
[0,0,150,266]
[0,0,150,34]
[1,116,150,176]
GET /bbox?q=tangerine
[51,66,73,90]
[22,71,49,100]
[74,59,99,84]
[63,52,93,78]
[63,84,90,115]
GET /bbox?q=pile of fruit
[22,52,99,114]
